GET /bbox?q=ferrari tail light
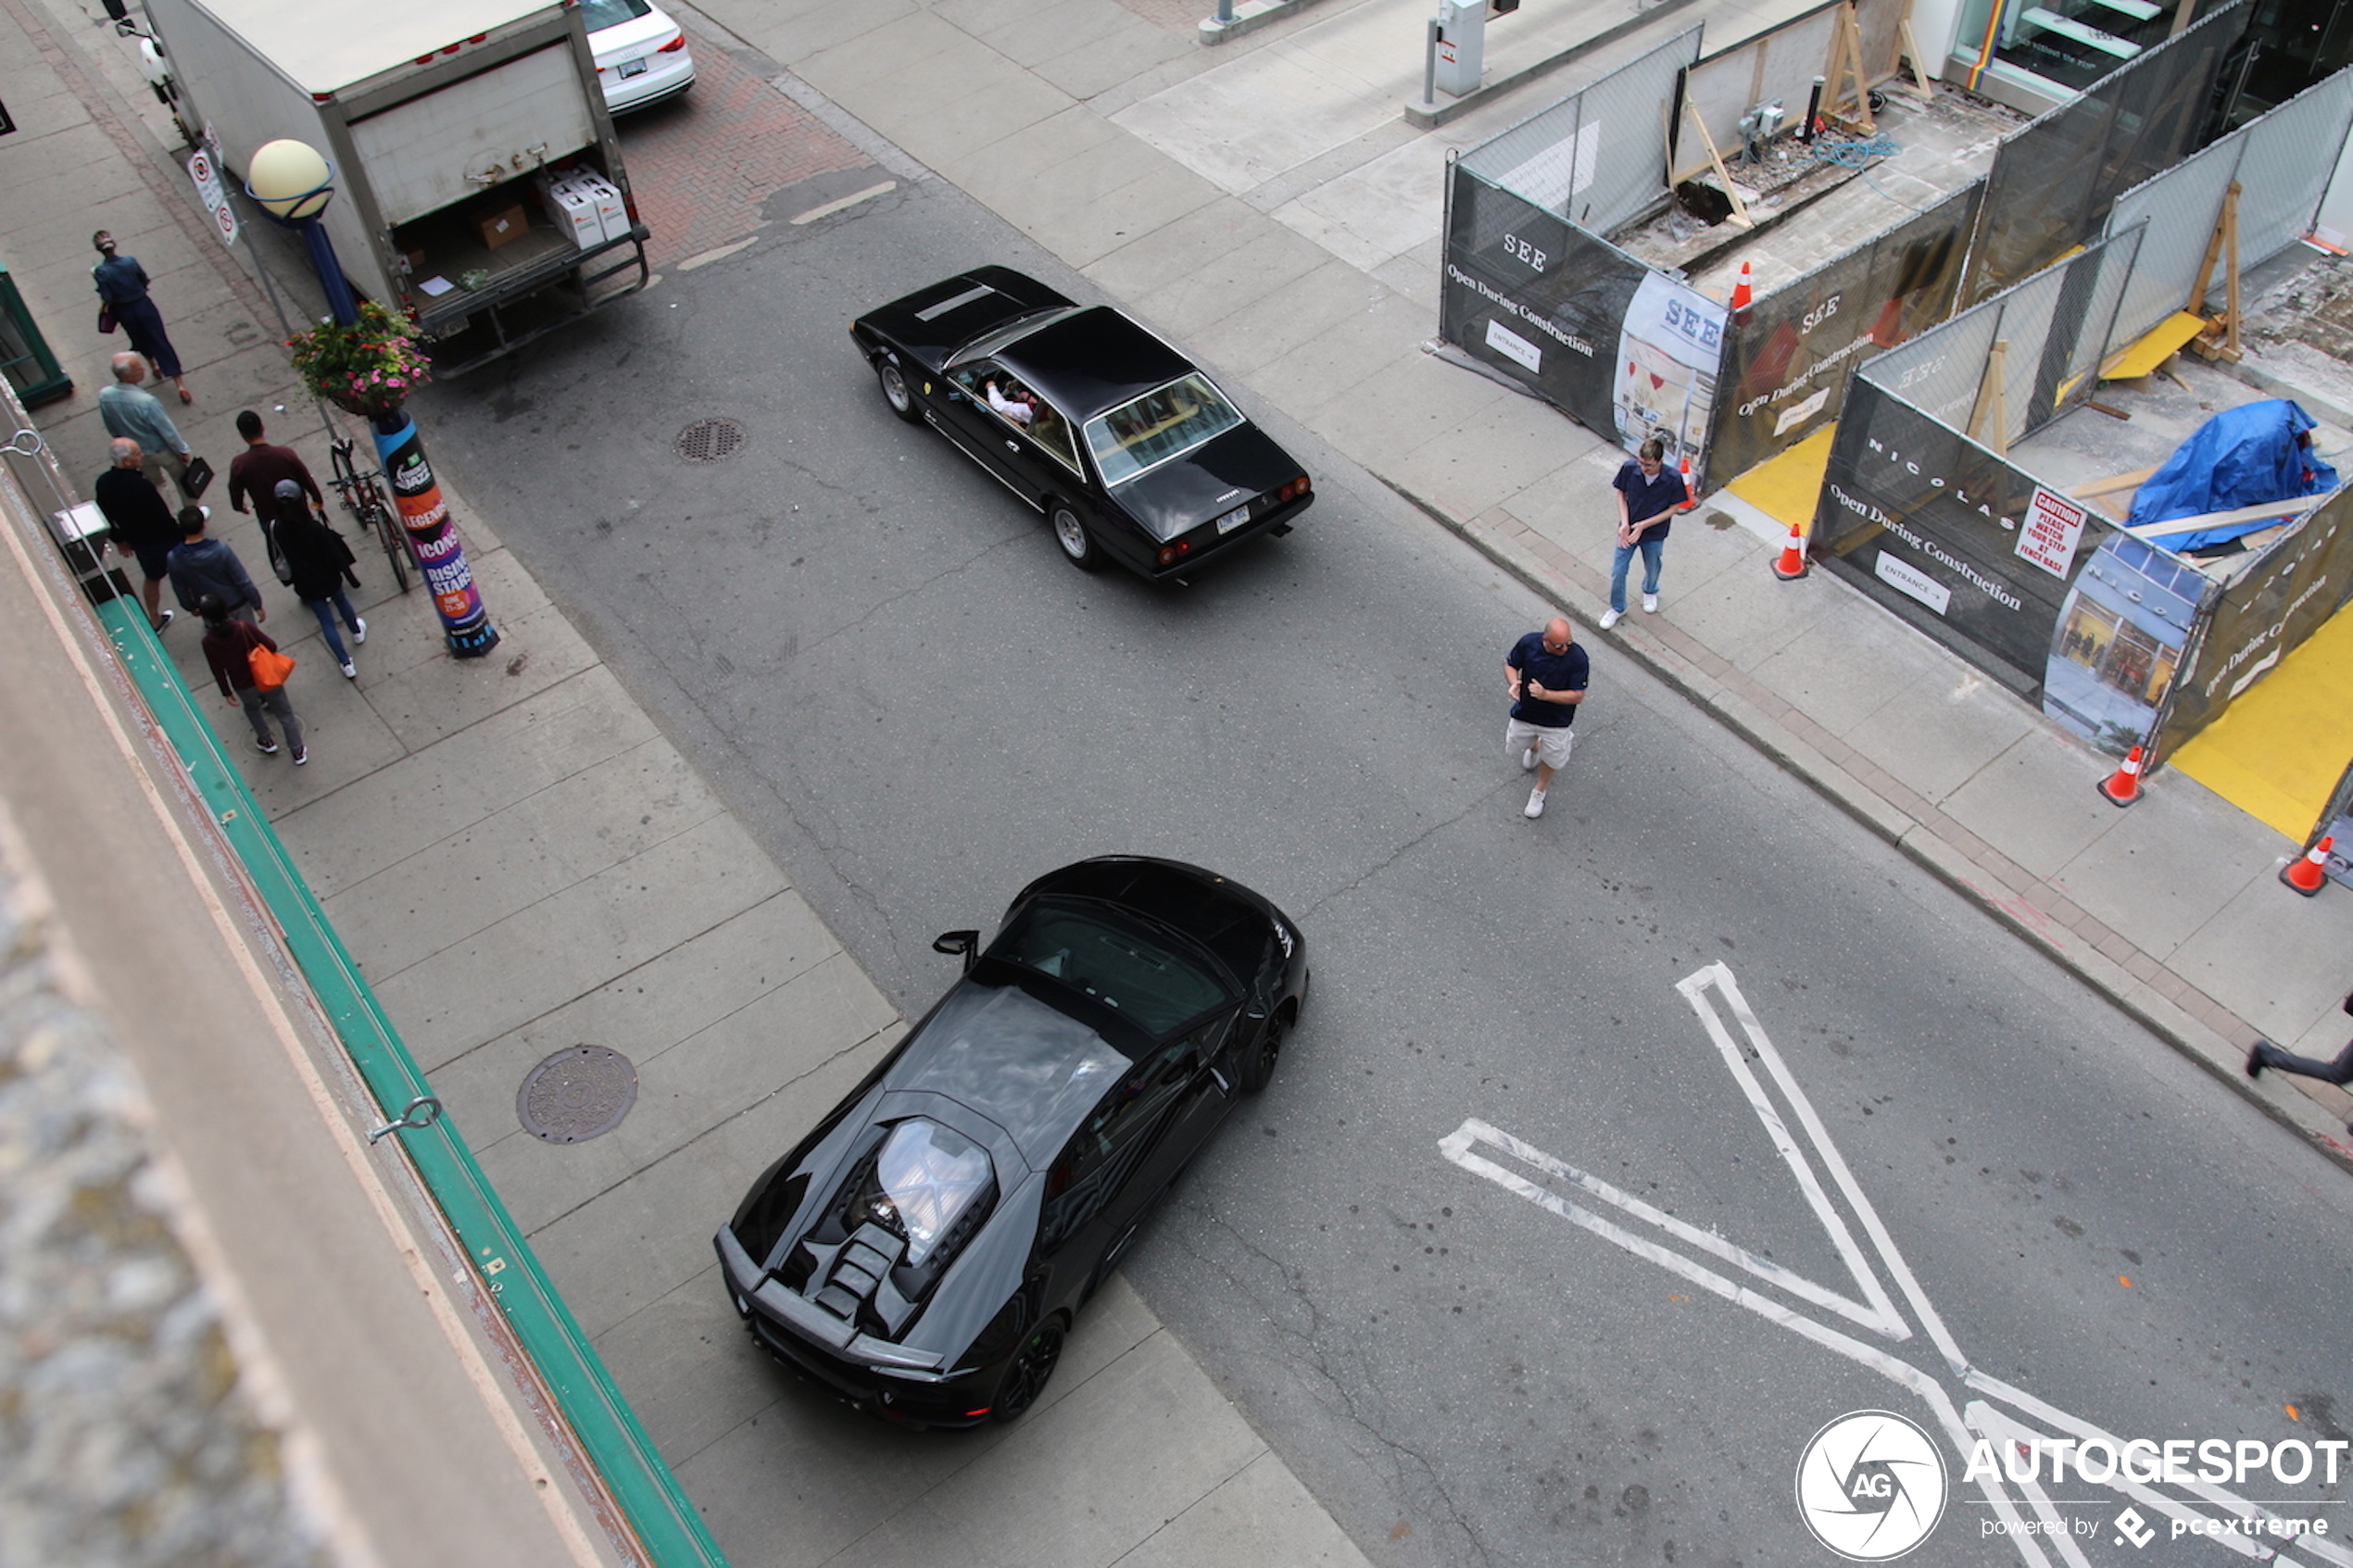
[1275,474,1312,503]
[658,31,688,51]
[1156,540,1195,568]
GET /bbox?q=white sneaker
[1642,593,1659,613]
[340,659,357,679]
[1519,746,1538,771]
[1598,608,1623,630]
[351,617,367,645]
[1524,788,1546,819]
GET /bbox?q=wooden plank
[2072,464,2158,499]
[1896,18,1937,98]
[2120,492,2334,543]
[1680,98,1755,229]
[1966,339,2009,455]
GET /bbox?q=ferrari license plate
[1214,504,1251,535]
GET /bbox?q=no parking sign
[187,148,238,245]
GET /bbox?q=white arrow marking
[1441,962,2350,1567]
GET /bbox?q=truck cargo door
[348,44,597,229]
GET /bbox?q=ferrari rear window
[992,900,1231,1034]
[1085,374,1243,485]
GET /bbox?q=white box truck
[141,0,650,372]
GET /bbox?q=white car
[583,0,695,114]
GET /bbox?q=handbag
[248,642,296,691]
[97,305,119,334]
[262,518,295,586]
[182,456,215,498]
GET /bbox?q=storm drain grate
[517,1045,638,1144]
[675,417,747,462]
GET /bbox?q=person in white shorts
[1503,617,1589,819]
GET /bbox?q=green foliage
[285,301,432,420]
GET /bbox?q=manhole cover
[674,417,746,462]
[517,1045,638,1143]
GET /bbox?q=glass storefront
[1951,0,2236,104]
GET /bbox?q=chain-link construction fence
[2152,483,2353,760]
[1457,29,1703,235]
[1814,215,2352,762]
[1671,0,1908,184]
[2103,66,2353,347]
[1865,228,2143,448]
[1708,181,1985,480]
[1445,32,1736,461]
[1963,0,2251,306]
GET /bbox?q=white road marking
[1441,961,2346,1568]
[1675,967,1909,1341]
[790,179,896,225]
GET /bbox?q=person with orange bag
[196,593,306,764]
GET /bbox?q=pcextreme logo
[1796,1411,1949,1560]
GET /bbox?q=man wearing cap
[226,409,323,523]
[269,477,366,679]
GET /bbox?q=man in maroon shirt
[225,410,323,525]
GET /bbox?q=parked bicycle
[328,436,411,594]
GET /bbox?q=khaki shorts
[1506,718,1574,771]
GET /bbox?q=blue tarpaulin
[2128,399,2339,551]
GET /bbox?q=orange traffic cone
[1771,521,1808,580]
[2283,835,2334,896]
[2095,745,2144,807]
[1730,261,1754,312]
[1677,455,1697,510]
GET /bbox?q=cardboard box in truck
[142,0,650,373]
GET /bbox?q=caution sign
[2016,485,2087,579]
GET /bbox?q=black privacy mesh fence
[1709,182,1985,480]
[1964,0,2251,305]
[1812,377,2108,697]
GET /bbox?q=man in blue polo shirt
[1504,617,1589,819]
[1601,436,1688,629]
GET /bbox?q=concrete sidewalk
[0,1,1373,1565]
[697,0,2353,1161]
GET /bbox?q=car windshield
[869,1119,991,1266]
[579,0,653,29]
[991,900,1230,1035]
[1084,373,1243,485]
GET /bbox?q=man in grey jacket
[96,353,193,497]
[166,506,266,624]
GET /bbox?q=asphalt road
[416,158,2353,1568]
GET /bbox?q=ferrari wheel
[877,358,920,423]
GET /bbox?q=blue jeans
[1609,535,1666,614]
[306,589,361,663]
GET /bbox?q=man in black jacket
[93,438,180,633]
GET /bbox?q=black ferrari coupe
[850,267,1314,578]
[715,857,1308,1427]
